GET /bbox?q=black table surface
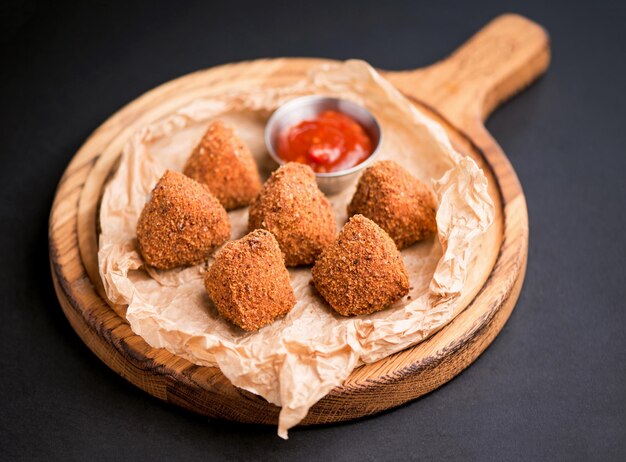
[1,0,625,460]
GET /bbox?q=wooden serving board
[49,15,549,426]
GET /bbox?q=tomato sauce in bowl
[265,96,382,195]
[277,110,374,173]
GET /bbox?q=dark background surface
[1,0,625,460]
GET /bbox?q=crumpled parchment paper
[98,60,494,438]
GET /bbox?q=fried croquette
[183,120,262,210]
[248,162,337,266]
[205,229,296,331]
[311,214,409,316]
[347,160,437,249]
[136,170,230,269]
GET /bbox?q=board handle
[386,14,550,133]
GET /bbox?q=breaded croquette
[248,162,337,266]
[311,214,409,316]
[347,160,437,249]
[136,170,230,269]
[205,229,296,331]
[183,120,262,210]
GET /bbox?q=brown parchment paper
[98,60,494,438]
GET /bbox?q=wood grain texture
[49,14,548,426]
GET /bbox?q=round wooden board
[49,15,549,426]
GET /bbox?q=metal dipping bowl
[265,96,382,195]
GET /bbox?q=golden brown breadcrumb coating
[183,120,262,210]
[136,170,230,269]
[311,214,409,316]
[205,229,296,331]
[248,162,337,267]
[347,160,437,249]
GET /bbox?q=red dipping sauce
[277,110,374,173]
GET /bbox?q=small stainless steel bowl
[265,96,382,195]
